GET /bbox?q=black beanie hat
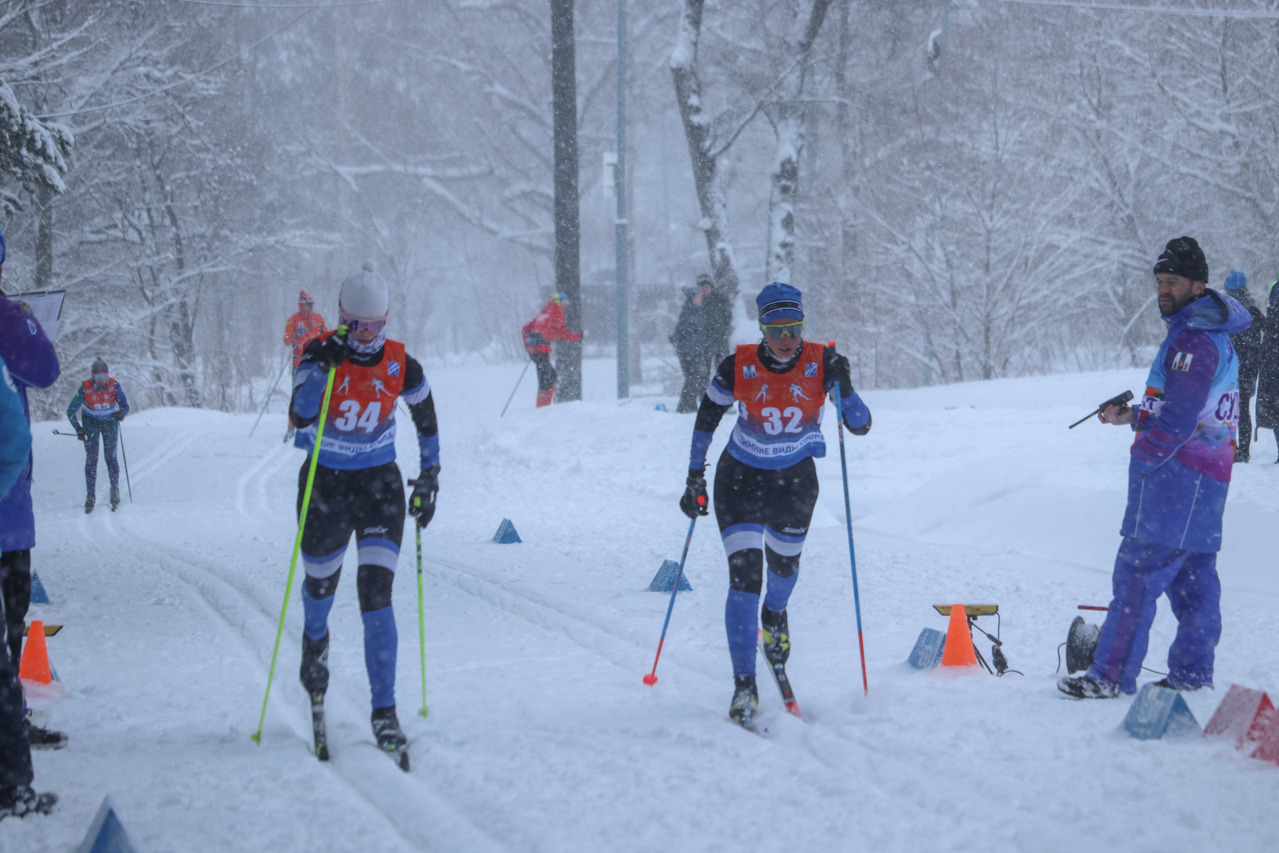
[1153,236,1209,283]
[91,357,108,374]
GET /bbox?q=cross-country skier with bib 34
[1059,237,1251,699]
[289,261,440,769]
[679,283,871,727]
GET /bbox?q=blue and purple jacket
[0,294,60,551]
[1131,289,1252,482]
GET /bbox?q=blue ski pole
[829,341,869,696]
[643,516,698,686]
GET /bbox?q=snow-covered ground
[6,359,1279,852]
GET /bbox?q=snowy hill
[6,359,1279,852]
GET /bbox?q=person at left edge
[679,282,871,726]
[0,227,67,754]
[0,353,57,820]
[66,358,129,513]
[290,260,440,758]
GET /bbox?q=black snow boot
[109,487,120,511]
[299,632,330,697]
[0,785,57,821]
[1150,677,1203,693]
[84,492,95,514]
[761,607,791,666]
[1057,674,1119,699]
[27,721,68,751]
[728,676,759,726]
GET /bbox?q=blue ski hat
[1224,269,1246,292]
[756,282,803,324]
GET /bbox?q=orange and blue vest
[294,335,407,470]
[79,378,123,420]
[725,341,828,469]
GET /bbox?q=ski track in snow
[5,362,1279,852]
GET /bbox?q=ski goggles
[339,313,387,335]
[92,373,108,383]
[760,320,805,340]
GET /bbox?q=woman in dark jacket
[671,280,711,413]
[1255,282,1279,462]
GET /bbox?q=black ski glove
[827,350,854,400]
[314,334,351,372]
[74,427,87,441]
[112,411,125,421]
[679,470,709,519]
[407,465,440,526]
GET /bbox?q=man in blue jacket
[0,354,57,820]
[1060,237,1251,699]
[0,230,66,752]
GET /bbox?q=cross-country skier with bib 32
[679,283,871,727]
[289,261,440,769]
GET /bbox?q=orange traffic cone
[19,620,53,684]
[940,604,978,668]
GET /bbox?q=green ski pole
[415,521,429,718]
[253,340,343,744]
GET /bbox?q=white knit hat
[338,260,389,321]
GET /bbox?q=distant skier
[521,292,581,407]
[1223,271,1263,463]
[671,279,712,413]
[283,290,329,441]
[289,261,440,770]
[0,352,57,821]
[1059,237,1251,699]
[1255,281,1279,462]
[679,283,871,726]
[66,358,129,513]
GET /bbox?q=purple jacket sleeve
[0,295,60,390]
[1133,330,1218,463]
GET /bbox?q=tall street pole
[615,0,630,399]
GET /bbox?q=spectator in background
[0,226,67,755]
[67,358,129,513]
[672,279,712,413]
[1256,281,1279,462]
[521,292,581,408]
[1224,271,1264,462]
[1,353,55,820]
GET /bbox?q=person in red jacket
[283,290,329,439]
[285,290,329,369]
[521,292,582,407]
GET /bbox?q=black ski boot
[84,492,95,514]
[300,633,330,760]
[371,706,409,771]
[109,487,120,512]
[1057,674,1119,699]
[0,785,56,821]
[761,607,790,666]
[728,676,759,727]
[300,632,330,696]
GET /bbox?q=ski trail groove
[98,519,506,853]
